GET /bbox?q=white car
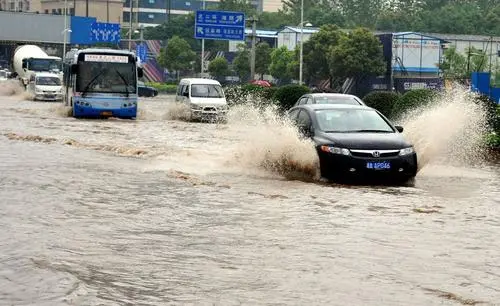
[175,78,228,121]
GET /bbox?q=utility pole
[299,0,303,85]
[85,0,88,16]
[248,15,258,81]
[200,0,205,76]
[128,0,133,51]
[63,0,67,58]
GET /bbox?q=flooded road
[0,91,499,305]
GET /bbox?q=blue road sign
[89,22,121,44]
[194,10,245,41]
[136,43,148,63]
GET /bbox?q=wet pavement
[0,93,499,305]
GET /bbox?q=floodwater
[0,85,499,305]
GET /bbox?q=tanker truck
[12,45,63,87]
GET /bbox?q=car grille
[203,107,217,112]
[350,149,400,158]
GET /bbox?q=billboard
[392,32,442,73]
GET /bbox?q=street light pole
[299,0,304,85]
[63,0,68,58]
[249,16,258,81]
[200,0,205,75]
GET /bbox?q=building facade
[26,0,123,23]
[262,0,281,12]
[122,0,264,27]
[0,0,30,11]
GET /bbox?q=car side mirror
[182,91,189,97]
[395,125,404,133]
[299,125,314,137]
[137,67,144,78]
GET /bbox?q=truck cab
[27,72,64,101]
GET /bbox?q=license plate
[46,95,54,99]
[366,161,391,170]
[100,111,112,116]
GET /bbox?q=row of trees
[157,25,387,87]
[139,0,499,55]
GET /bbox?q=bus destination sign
[84,54,129,63]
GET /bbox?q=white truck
[12,45,63,87]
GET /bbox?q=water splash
[162,102,192,121]
[0,80,25,97]
[396,86,490,170]
[225,98,319,181]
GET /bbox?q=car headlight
[399,147,414,156]
[320,145,350,156]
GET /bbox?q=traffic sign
[136,43,148,63]
[194,10,245,41]
[89,22,121,44]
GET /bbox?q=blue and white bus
[63,48,143,119]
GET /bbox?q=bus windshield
[76,61,136,94]
[28,58,62,72]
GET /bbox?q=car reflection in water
[287,104,418,185]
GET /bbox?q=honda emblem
[372,151,380,157]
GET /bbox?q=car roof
[306,93,361,99]
[293,104,373,111]
[179,78,221,85]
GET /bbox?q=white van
[27,72,63,101]
[175,78,228,121]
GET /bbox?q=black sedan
[288,104,418,184]
[293,93,365,108]
[138,82,158,97]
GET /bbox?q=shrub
[272,84,311,110]
[223,84,279,106]
[391,89,439,119]
[146,82,177,93]
[485,132,500,148]
[362,91,401,118]
[472,94,500,133]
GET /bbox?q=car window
[182,85,189,96]
[315,108,394,132]
[306,97,313,104]
[296,97,307,105]
[297,109,312,127]
[314,96,362,105]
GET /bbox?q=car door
[287,108,301,123]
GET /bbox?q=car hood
[190,97,227,106]
[314,131,411,149]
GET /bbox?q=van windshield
[191,84,224,98]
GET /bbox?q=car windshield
[36,76,61,86]
[314,96,361,105]
[28,58,62,72]
[315,108,394,133]
[191,84,224,98]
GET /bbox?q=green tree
[269,46,296,83]
[255,42,272,79]
[158,36,196,79]
[257,11,294,30]
[329,27,386,80]
[208,57,229,80]
[232,43,250,82]
[338,0,384,28]
[302,24,343,85]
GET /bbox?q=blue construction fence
[471,72,500,104]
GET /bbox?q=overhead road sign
[89,22,121,44]
[194,10,245,41]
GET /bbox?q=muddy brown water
[0,92,499,305]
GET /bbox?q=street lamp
[62,0,72,58]
[298,0,312,85]
[299,20,313,85]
